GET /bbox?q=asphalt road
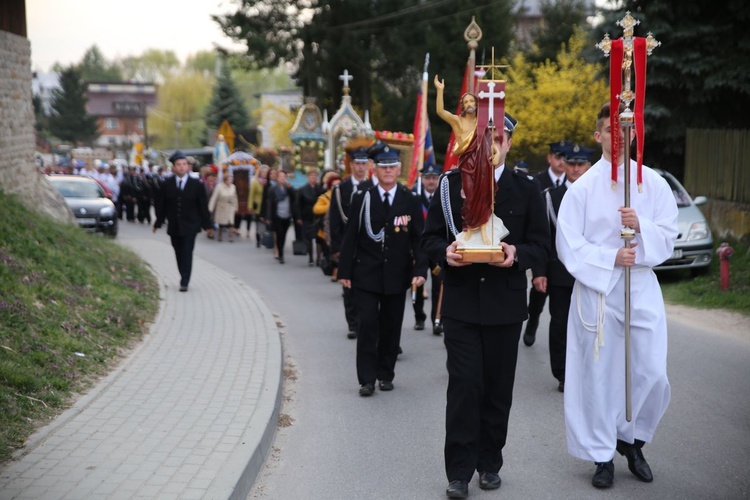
[141,224,750,500]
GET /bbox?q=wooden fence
[684,129,750,204]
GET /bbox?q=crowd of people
[86,99,678,499]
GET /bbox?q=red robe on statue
[459,127,497,230]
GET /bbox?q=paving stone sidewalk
[0,236,282,500]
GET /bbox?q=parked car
[47,175,118,237]
[653,169,712,275]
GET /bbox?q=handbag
[292,239,307,256]
[261,230,274,249]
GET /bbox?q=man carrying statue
[423,74,549,499]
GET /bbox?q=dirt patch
[666,304,750,342]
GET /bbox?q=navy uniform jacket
[338,183,428,295]
[532,185,575,288]
[421,168,550,325]
[329,177,374,254]
[535,168,564,191]
[154,176,212,236]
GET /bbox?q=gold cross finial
[476,48,508,82]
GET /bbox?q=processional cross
[596,12,660,423]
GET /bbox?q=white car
[653,169,713,276]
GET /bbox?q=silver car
[653,169,713,276]
[47,175,118,237]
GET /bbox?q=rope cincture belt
[576,266,650,362]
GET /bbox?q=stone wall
[0,30,72,222]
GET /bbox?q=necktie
[555,178,560,187]
[178,178,184,190]
[383,191,390,212]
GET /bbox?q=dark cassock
[421,119,549,495]
[337,146,428,396]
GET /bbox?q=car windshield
[660,174,692,208]
[50,179,103,198]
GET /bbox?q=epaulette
[513,169,535,183]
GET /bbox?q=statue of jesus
[434,75,504,246]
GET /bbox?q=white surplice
[556,157,678,462]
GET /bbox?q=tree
[75,45,123,82]
[214,0,518,149]
[507,28,608,168]
[120,49,180,83]
[147,71,214,149]
[205,64,250,135]
[186,50,218,75]
[595,0,750,175]
[47,67,99,146]
[526,0,592,63]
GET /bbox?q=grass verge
[659,238,750,315]
[0,191,159,463]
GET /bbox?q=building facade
[86,82,157,148]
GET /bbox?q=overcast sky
[27,0,246,72]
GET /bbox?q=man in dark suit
[153,151,214,292]
[523,140,570,346]
[422,116,549,498]
[329,146,375,339]
[411,162,444,334]
[338,146,428,397]
[530,144,593,393]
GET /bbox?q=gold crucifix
[596,12,660,111]
[475,48,508,82]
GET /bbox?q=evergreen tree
[527,0,592,64]
[48,67,99,146]
[76,45,123,82]
[205,65,250,135]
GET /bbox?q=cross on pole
[595,11,660,424]
[339,69,353,95]
[478,82,505,128]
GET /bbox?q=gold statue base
[456,247,505,263]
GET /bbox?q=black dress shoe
[557,380,565,393]
[445,480,468,499]
[359,383,375,397]
[179,285,188,292]
[414,320,425,331]
[433,322,443,335]
[347,331,357,339]
[616,440,653,482]
[378,380,394,391]
[592,460,614,488]
[478,471,502,490]
[523,316,538,346]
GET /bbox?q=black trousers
[272,216,291,259]
[354,288,406,385]
[547,284,573,382]
[137,198,151,223]
[443,317,522,481]
[413,271,442,324]
[528,287,547,320]
[169,232,198,287]
[343,286,359,332]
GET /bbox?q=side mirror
[693,195,708,206]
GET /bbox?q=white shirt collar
[377,184,397,202]
[547,167,565,185]
[494,164,506,183]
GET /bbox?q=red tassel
[610,39,624,188]
[634,37,647,192]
